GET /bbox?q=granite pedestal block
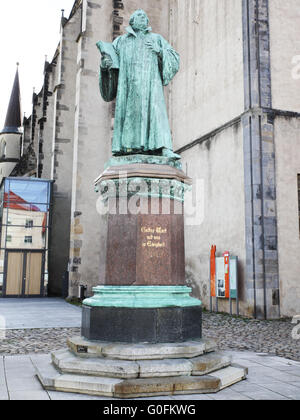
[82,305,202,343]
[95,161,192,287]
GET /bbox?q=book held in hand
[96,41,120,69]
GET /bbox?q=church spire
[1,64,22,134]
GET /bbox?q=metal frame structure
[0,177,53,298]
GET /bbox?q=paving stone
[9,391,50,400]
[4,356,44,392]
[230,381,268,393]
[209,388,252,400]
[259,370,300,383]
[0,298,81,329]
[287,381,300,389]
[0,391,8,400]
[0,358,6,388]
[259,382,300,400]
[5,377,45,392]
[241,390,289,400]
[277,367,300,376]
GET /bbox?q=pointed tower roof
[1,64,22,134]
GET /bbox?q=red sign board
[210,245,216,297]
[223,251,230,299]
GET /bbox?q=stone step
[54,374,122,398]
[34,354,122,397]
[67,336,217,360]
[212,365,247,390]
[33,354,247,398]
[51,348,231,379]
[31,354,60,389]
[35,364,246,398]
[52,349,140,379]
[113,375,221,399]
[190,352,232,376]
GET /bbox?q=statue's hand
[101,54,113,70]
[145,40,161,57]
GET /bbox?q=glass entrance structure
[0,177,53,297]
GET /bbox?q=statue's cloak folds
[99,26,180,153]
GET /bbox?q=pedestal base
[82,305,202,343]
[81,285,202,343]
[33,337,248,398]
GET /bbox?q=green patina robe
[99,26,180,154]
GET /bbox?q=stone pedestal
[34,155,247,398]
[82,155,202,343]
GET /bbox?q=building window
[6,235,12,242]
[24,236,32,244]
[25,219,33,228]
[7,218,11,225]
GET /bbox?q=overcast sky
[0,0,75,129]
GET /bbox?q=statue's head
[129,9,149,31]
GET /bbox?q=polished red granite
[105,197,185,286]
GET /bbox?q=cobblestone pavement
[202,312,300,362]
[0,311,299,361]
[0,328,81,355]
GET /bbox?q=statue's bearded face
[130,10,149,30]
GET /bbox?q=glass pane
[6,225,46,249]
[1,179,51,252]
[4,180,50,211]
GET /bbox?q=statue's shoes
[162,148,181,160]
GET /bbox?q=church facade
[3,0,300,319]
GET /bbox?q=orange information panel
[223,251,230,299]
[210,245,216,297]
[210,247,238,306]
